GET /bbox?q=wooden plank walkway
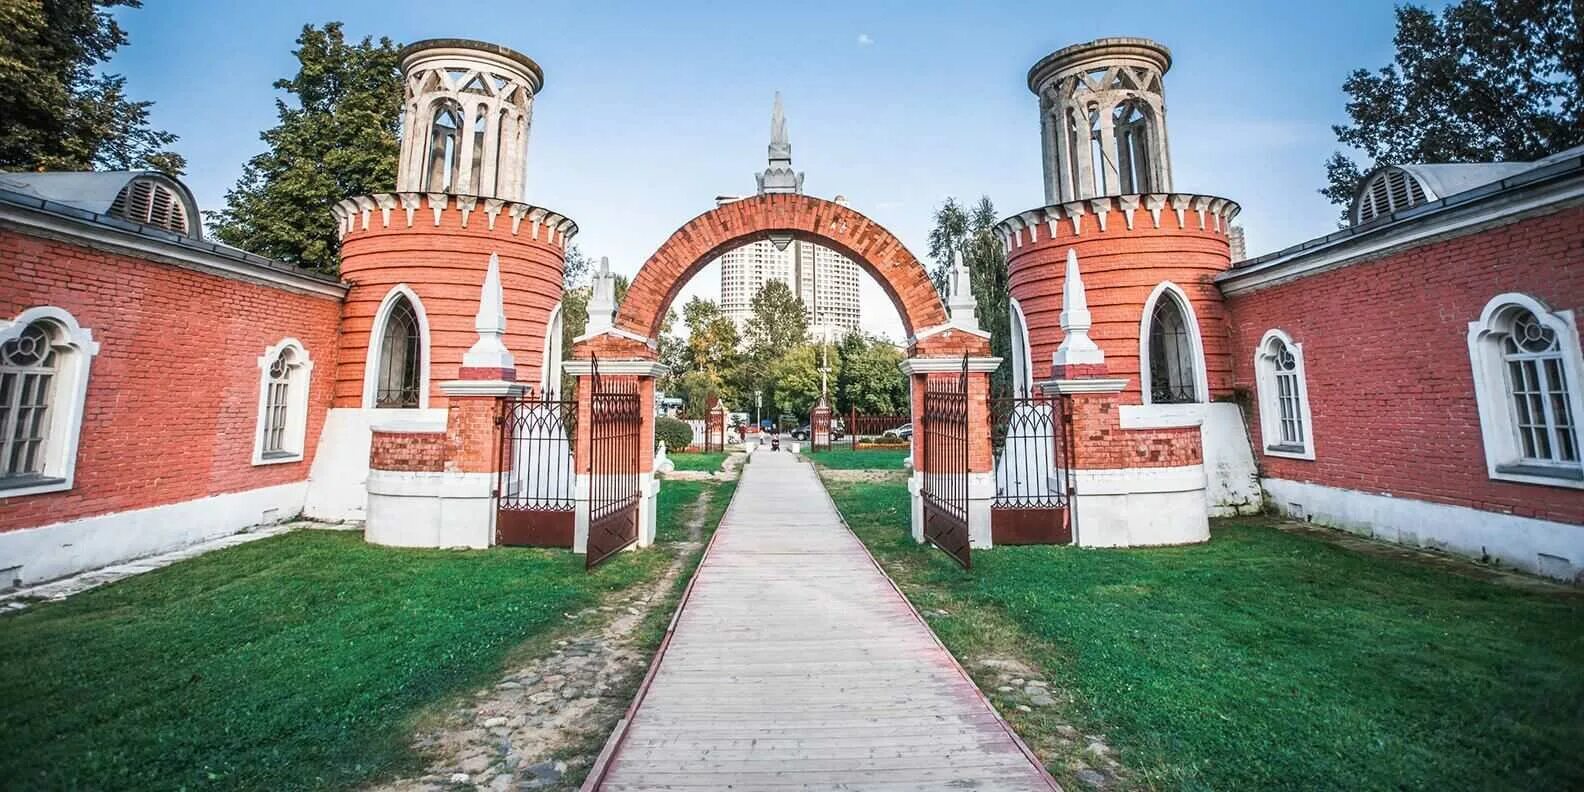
[586,450,1058,791]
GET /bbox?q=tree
[839,336,908,415]
[0,0,184,174]
[679,297,742,378]
[1321,0,1584,217]
[208,23,402,274]
[744,280,808,364]
[766,344,826,418]
[927,196,1013,397]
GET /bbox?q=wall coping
[562,359,670,377]
[332,192,579,247]
[995,192,1241,251]
[898,356,1002,375]
[1040,377,1129,394]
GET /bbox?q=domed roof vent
[1352,166,1431,226]
[108,174,197,237]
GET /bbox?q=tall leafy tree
[1322,0,1584,216]
[837,334,907,415]
[0,0,184,174]
[208,23,402,274]
[744,280,809,365]
[927,195,1013,397]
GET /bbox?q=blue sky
[111,1,1427,339]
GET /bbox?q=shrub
[655,416,693,451]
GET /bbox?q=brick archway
[615,193,949,345]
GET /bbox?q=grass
[803,446,909,470]
[654,479,737,544]
[824,477,1584,791]
[666,451,728,472]
[0,530,678,790]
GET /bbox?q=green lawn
[803,446,909,470]
[825,478,1584,791]
[667,451,728,472]
[0,528,681,790]
[654,479,739,544]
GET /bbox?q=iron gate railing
[497,390,577,547]
[587,358,642,569]
[921,355,971,568]
[846,410,911,448]
[989,389,1073,544]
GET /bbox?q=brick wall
[369,431,447,472]
[1065,393,1203,469]
[1224,206,1584,524]
[1006,197,1237,402]
[337,195,566,408]
[0,228,342,532]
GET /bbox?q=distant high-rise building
[716,94,860,339]
[1227,224,1247,262]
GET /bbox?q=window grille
[0,323,58,479]
[108,178,191,235]
[1502,309,1579,465]
[263,347,295,455]
[376,296,422,408]
[1269,339,1304,447]
[1148,295,1197,403]
[1355,168,1429,224]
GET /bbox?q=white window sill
[252,451,304,467]
[1263,444,1315,462]
[1489,463,1584,490]
[0,476,72,498]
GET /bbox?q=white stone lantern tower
[1029,37,1173,203]
[396,38,544,201]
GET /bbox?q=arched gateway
[565,192,1001,567]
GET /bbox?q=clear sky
[110,0,1430,340]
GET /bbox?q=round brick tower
[998,37,1256,547]
[331,39,575,410]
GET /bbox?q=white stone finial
[1053,248,1104,366]
[946,249,979,331]
[586,255,616,335]
[463,253,516,369]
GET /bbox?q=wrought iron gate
[990,390,1072,544]
[586,358,642,569]
[497,390,576,547]
[921,355,971,568]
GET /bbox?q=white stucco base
[0,481,308,587]
[364,470,493,549]
[968,471,994,548]
[303,407,447,522]
[1263,477,1584,582]
[1119,402,1261,516]
[908,471,924,543]
[571,472,658,555]
[1063,464,1210,547]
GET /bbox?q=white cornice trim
[1039,377,1129,394]
[369,417,447,434]
[1218,172,1584,296]
[439,379,528,397]
[0,202,347,300]
[562,359,670,378]
[897,356,1003,375]
[909,322,993,344]
[1119,403,1206,429]
[572,326,651,345]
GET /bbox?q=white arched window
[0,307,100,496]
[253,338,313,465]
[1468,293,1583,487]
[1255,329,1315,460]
[541,301,565,396]
[1140,282,1208,405]
[364,286,431,409]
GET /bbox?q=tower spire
[756,91,804,195]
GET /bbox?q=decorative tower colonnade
[320,38,579,548]
[1001,37,1258,547]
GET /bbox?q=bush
[655,416,693,451]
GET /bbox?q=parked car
[882,424,913,440]
[790,422,846,441]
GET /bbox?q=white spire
[1053,248,1104,367]
[946,249,979,331]
[462,253,515,369]
[585,255,616,335]
[756,92,804,195]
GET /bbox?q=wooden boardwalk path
[586,450,1058,791]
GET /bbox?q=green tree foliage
[654,416,693,451]
[681,297,743,378]
[744,280,809,365]
[836,334,908,415]
[208,23,402,274]
[928,196,1013,397]
[1322,0,1584,216]
[0,0,184,174]
[766,344,827,418]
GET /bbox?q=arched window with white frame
[1468,293,1584,487]
[253,338,313,465]
[364,286,431,410]
[541,301,565,396]
[0,307,100,496]
[1008,297,1034,395]
[1255,329,1315,460]
[1140,282,1208,405]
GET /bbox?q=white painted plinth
[364,470,493,549]
[1062,464,1210,547]
[303,407,446,522]
[1119,402,1261,517]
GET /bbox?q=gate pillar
[901,356,1002,549]
[563,358,667,555]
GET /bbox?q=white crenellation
[329,192,579,247]
[991,193,1241,250]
